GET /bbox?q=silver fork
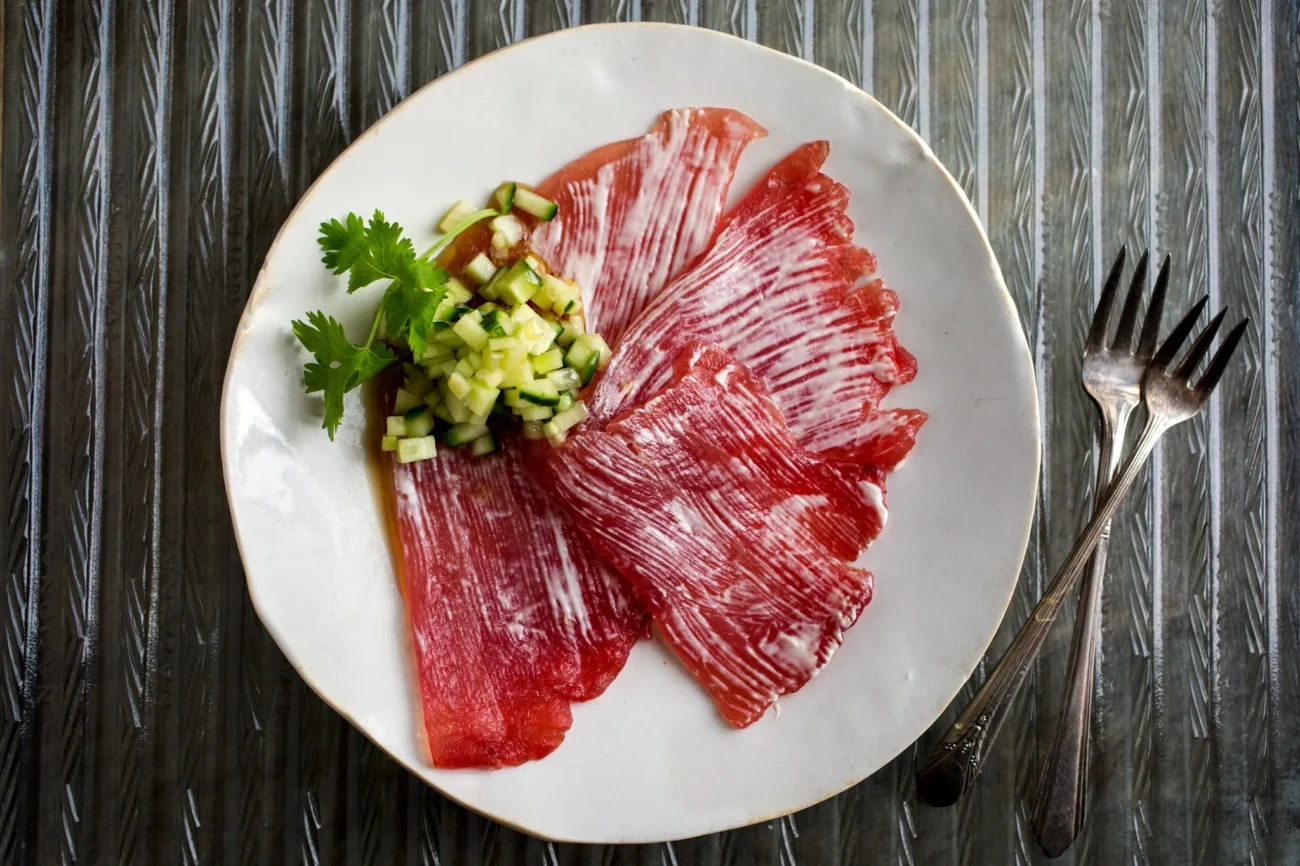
[916,283,1247,810]
[1030,247,1168,856]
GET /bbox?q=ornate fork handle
[1031,408,1128,855]
[917,415,1170,807]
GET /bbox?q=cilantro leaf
[318,213,369,275]
[318,210,423,294]
[302,207,499,438]
[292,311,395,439]
[383,263,449,358]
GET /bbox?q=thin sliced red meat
[530,108,766,345]
[391,442,643,768]
[581,141,926,470]
[541,344,886,728]
[388,110,766,768]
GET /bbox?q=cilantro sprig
[293,207,498,439]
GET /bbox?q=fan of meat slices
[290,108,927,769]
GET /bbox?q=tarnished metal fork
[1030,247,1168,856]
[916,260,1248,810]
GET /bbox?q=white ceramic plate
[221,23,1038,844]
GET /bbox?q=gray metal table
[2,1,1297,863]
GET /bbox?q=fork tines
[1148,294,1249,394]
[1089,247,1171,358]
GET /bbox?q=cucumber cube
[465,383,501,417]
[392,388,422,414]
[469,433,499,457]
[445,423,489,447]
[530,348,565,375]
[396,436,437,464]
[497,261,542,305]
[463,252,497,285]
[452,315,490,351]
[447,371,472,400]
[402,407,434,438]
[438,199,477,233]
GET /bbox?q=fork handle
[1032,409,1130,856]
[917,416,1168,807]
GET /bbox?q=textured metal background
[1,1,1297,863]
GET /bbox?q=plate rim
[220,20,1041,843]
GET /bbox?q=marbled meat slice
[544,344,887,728]
[582,141,925,470]
[391,441,644,769]
[388,111,768,768]
[530,108,767,346]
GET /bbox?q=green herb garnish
[293,207,496,438]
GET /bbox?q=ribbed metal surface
[1,1,1297,863]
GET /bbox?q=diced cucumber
[549,401,589,434]
[381,435,399,452]
[429,401,455,424]
[537,274,563,307]
[571,333,613,369]
[500,356,534,388]
[555,392,576,412]
[438,358,459,378]
[445,423,489,447]
[542,426,567,447]
[486,336,522,352]
[514,187,559,221]
[444,278,472,305]
[417,339,454,362]
[386,415,408,437]
[518,379,560,406]
[521,420,545,440]
[475,368,505,389]
[454,358,476,380]
[518,405,554,421]
[564,340,601,386]
[434,327,465,348]
[430,302,457,326]
[489,214,525,251]
[393,388,422,414]
[469,432,499,457]
[510,302,541,327]
[444,391,471,424]
[530,347,564,374]
[452,314,490,351]
[402,407,435,437]
[538,274,582,315]
[396,436,437,464]
[465,382,500,417]
[480,350,504,371]
[481,309,513,337]
[519,321,554,355]
[547,367,582,392]
[447,371,472,400]
[503,388,523,408]
[491,182,517,212]
[496,260,542,306]
[556,316,585,347]
[523,254,547,275]
[438,199,478,233]
[464,252,497,285]
[402,363,431,397]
